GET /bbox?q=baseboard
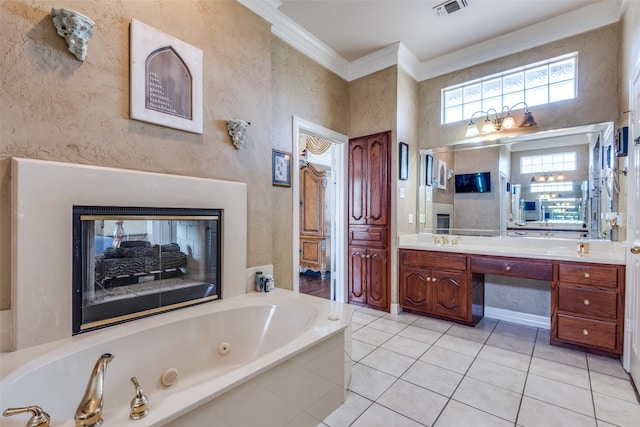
[484,306,550,330]
[390,303,401,315]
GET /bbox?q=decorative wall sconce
[226,119,251,149]
[51,8,95,61]
[530,173,565,183]
[465,102,537,138]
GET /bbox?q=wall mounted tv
[454,172,491,193]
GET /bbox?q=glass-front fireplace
[72,206,221,334]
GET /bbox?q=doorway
[291,117,348,302]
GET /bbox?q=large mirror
[418,122,619,240]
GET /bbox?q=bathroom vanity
[399,235,626,356]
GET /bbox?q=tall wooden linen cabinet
[299,163,331,278]
[348,131,391,311]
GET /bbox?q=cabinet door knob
[361,254,365,258]
[432,277,438,282]
[426,277,431,282]
[365,254,371,258]
[583,299,590,306]
[584,272,590,279]
[505,265,512,271]
[583,329,589,336]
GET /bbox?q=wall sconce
[226,119,251,149]
[447,169,455,180]
[465,102,537,138]
[530,173,564,183]
[51,8,94,61]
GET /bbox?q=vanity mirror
[418,122,618,240]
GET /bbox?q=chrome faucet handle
[3,406,50,427]
[129,377,149,420]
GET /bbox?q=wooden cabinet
[299,164,330,278]
[348,132,390,311]
[399,249,482,325]
[552,262,625,355]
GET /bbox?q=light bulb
[502,115,516,129]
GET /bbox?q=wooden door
[431,271,468,321]
[367,248,388,310]
[366,133,389,226]
[348,138,367,225]
[399,268,430,312]
[300,165,325,236]
[348,246,367,304]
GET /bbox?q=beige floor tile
[593,392,640,427]
[359,347,416,377]
[352,325,394,347]
[486,332,535,355]
[528,356,590,389]
[420,344,475,374]
[453,376,522,421]
[587,353,630,379]
[589,371,639,404]
[477,344,531,371]
[377,379,448,426]
[467,358,527,393]
[350,402,424,427]
[434,400,513,427]
[493,321,538,341]
[351,311,381,326]
[434,333,484,356]
[412,316,454,333]
[524,373,594,417]
[348,364,396,401]
[351,339,377,362]
[368,317,409,334]
[532,340,588,369]
[380,335,431,359]
[398,324,443,344]
[401,359,463,397]
[517,396,596,427]
[382,311,421,324]
[474,316,499,332]
[446,323,492,343]
[355,307,387,318]
[322,391,371,427]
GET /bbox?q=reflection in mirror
[418,122,617,240]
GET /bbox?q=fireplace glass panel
[72,206,221,334]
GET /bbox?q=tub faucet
[3,406,50,427]
[74,353,114,427]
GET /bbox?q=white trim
[292,117,348,303]
[484,306,550,330]
[390,303,401,316]
[237,0,622,82]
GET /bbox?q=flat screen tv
[454,172,491,193]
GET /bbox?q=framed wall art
[130,19,203,134]
[437,159,447,190]
[399,142,409,180]
[425,154,433,186]
[272,150,292,187]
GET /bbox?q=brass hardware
[584,299,590,306]
[365,254,371,258]
[3,406,50,427]
[432,277,438,282]
[74,353,114,427]
[361,254,365,258]
[505,265,512,271]
[426,277,432,282]
[584,273,590,279]
[631,246,640,255]
[583,329,589,336]
[129,377,149,420]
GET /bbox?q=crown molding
[237,0,623,83]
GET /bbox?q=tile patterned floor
[320,306,640,427]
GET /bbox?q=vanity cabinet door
[399,268,430,311]
[367,248,388,310]
[349,246,367,304]
[431,271,468,322]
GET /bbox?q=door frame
[292,116,348,302]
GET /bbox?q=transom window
[442,52,577,124]
[520,151,577,174]
[530,183,573,193]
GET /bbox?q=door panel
[399,268,430,311]
[349,246,366,304]
[367,134,389,225]
[367,248,388,309]
[432,271,468,321]
[348,140,367,225]
[300,166,325,236]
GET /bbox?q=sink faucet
[3,406,50,427]
[74,353,114,427]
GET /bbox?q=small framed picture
[272,150,292,187]
[399,142,409,181]
[425,154,433,186]
[437,159,447,190]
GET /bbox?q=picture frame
[425,154,433,186]
[272,150,292,187]
[437,159,447,190]
[130,19,203,134]
[399,142,409,180]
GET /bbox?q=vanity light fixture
[464,102,537,137]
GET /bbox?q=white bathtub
[0,289,353,427]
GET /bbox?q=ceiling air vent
[433,0,471,17]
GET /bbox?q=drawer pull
[432,277,438,282]
[365,254,371,259]
[505,265,512,271]
[583,329,589,336]
[584,272,590,279]
[426,277,432,282]
[583,299,590,306]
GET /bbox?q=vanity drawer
[400,249,466,271]
[470,256,552,280]
[558,286,617,320]
[557,314,618,353]
[349,226,386,247]
[558,264,618,288]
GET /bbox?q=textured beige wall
[397,67,419,236]
[419,24,620,150]
[0,0,275,310]
[270,38,349,290]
